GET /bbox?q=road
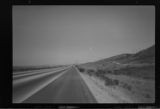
[13,66,97,103]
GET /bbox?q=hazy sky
[13,6,155,66]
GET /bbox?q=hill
[80,45,155,69]
[76,45,155,103]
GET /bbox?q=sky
[13,6,155,66]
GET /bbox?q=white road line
[13,66,68,75]
[13,68,52,75]
[13,67,68,79]
[13,68,71,103]
[13,67,69,86]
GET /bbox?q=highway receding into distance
[13,65,97,103]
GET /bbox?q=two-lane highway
[13,66,71,103]
[13,66,97,103]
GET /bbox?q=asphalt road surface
[13,66,97,103]
[13,67,70,103]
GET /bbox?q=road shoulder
[75,67,133,103]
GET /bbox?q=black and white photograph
[13,6,155,103]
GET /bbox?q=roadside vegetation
[109,65,155,80]
[76,64,154,102]
[77,66,119,87]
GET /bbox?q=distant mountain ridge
[81,45,155,68]
[96,45,155,64]
[129,45,155,64]
[78,45,155,80]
